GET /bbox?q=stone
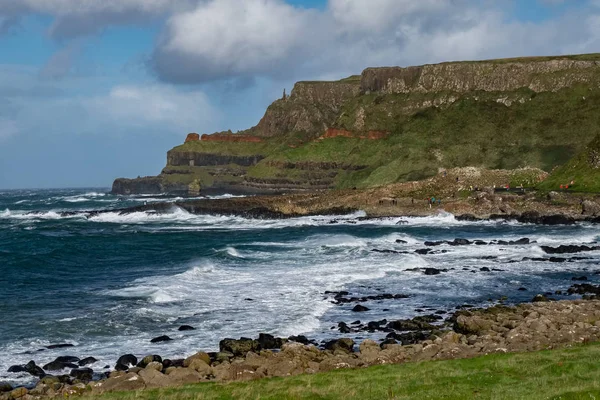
[70,368,93,381]
[150,335,173,343]
[178,325,196,331]
[324,338,355,353]
[582,200,600,216]
[165,368,202,385]
[352,304,370,312]
[219,338,259,357]
[188,359,212,376]
[116,354,138,367]
[43,360,79,371]
[214,352,234,364]
[0,383,11,393]
[9,387,27,399]
[183,352,211,367]
[146,362,163,372]
[138,368,172,389]
[78,357,98,366]
[46,344,74,349]
[257,333,285,349]
[24,361,45,377]
[138,355,162,368]
[532,294,551,302]
[95,372,145,393]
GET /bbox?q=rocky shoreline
[3,285,600,399]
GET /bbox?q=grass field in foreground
[89,343,600,400]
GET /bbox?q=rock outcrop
[112,53,600,196]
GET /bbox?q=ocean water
[1,188,599,386]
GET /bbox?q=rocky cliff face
[361,58,600,94]
[112,53,600,196]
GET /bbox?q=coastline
[4,294,600,398]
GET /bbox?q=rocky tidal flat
[3,297,600,399]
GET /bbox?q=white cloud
[88,84,218,132]
[153,0,322,82]
[151,0,600,84]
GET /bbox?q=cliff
[112,53,600,196]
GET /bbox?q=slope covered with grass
[90,343,600,400]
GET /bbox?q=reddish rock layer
[185,133,200,143]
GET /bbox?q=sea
[1,188,599,386]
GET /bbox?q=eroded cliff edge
[112,54,600,195]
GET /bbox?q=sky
[0,0,599,189]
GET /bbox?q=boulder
[78,357,97,366]
[46,344,74,349]
[165,368,202,385]
[54,356,79,363]
[7,365,26,373]
[219,338,259,357]
[424,268,443,275]
[138,355,162,368]
[69,368,93,381]
[138,368,171,389]
[94,372,145,393]
[453,315,492,335]
[288,335,310,345]
[150,335,173,343]
[257,333,285,349]
[116,354,138,367]
[582,200,600,216]
[183,352,211,367]
[43,360,79,371]
[145,362,163,372]
[24,361,45,377]
[0,383,12,393]
[532,294,551,302]
[214,352,234,364]
[9,387,27,399]
[352,304,370,312]
[324,338,355,353]
[178,325,196,331]
[187,359,212,376]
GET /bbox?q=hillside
[538,133,600,192]
[112,54,600,195]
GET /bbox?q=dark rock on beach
[150,335,173,343]
[116,354,138,368]
[219,338,259,357]
[324,338,354,353]
[46,344,74,350]
[542,245,600,254]
[257,333,285,350]
[178,325,196,331]
[78,357,98,366]
[352,304,370,312]
[70,368,93,381]
[0,382,12,393]
[43,360,79,371]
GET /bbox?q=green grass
[538,134,600,192]
[89,343,600,400]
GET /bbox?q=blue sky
[0,0,598,189]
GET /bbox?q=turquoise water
[1,188,599,385]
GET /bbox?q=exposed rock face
[361,58,600,94]
[253,81,361,138]
[185,133,200,143]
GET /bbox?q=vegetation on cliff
[538,133,600,192]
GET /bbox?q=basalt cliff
[112,54,600,195]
